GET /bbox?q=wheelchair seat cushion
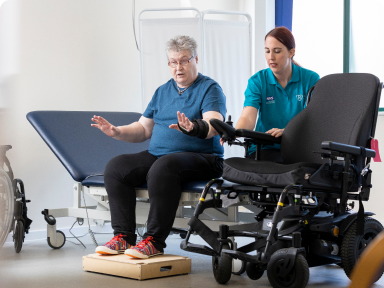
[223,158,321,188]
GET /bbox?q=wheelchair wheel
[47,230,66,249]
[232,260,246,275]
[13,220,24,253]
[0,170,14,249]
[246,262,264,280]
[267,249,309,288]
[341,217,383,281]
[212,244,232,284]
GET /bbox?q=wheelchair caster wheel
[212,244,232,284]
[267,249,309,288]
[13,220,24,253]
[246,262,264,280]
[341,217,383,281]
[232,260,246,275]
[47,230,66,249]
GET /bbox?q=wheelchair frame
[181,80,384,287]
[41,181,264,251]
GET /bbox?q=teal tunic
[244,64,320,153]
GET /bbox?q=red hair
[265,27,300,67]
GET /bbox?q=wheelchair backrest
[281,73,381,166]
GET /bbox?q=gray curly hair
[166,35,198,57]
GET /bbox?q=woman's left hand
[169,111,194,132]
[266,128,284,138]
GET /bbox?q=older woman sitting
[91,35,226,258]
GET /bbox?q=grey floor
[1,232,384,288]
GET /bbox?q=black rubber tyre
[14,220,24,253]
[212,244,232,284]
[341,217,383,281]
[267,249,309,288]
[246,262,264,280]
[47,230,66,249]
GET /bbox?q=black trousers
[104,150,223,251]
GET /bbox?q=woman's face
[168,50,198,88]
[265,36,295,75]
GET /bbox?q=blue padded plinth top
[27,111,150,182]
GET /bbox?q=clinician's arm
[235,106,258,130]
[235,106,283,138]
[169,110,224,139]
[91,115,154,143]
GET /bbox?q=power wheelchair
[180,73,384,288]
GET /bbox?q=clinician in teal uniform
[235,27,320,162]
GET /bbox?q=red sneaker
[124,236,163,259]
[95,234,130,255]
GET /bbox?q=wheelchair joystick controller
[226,115,233,127]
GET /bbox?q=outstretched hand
[266,128,284,138]
[91,115,121,138]
[169,111,194,132]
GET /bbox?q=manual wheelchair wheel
[246,262,264,280]
[0,170,14,249]
[212,244,232,284]
[341,217,383,281]
[47,230,66,249]
[267,249,309,288]
[13,220,24,253]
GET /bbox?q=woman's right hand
[91,115,121,138]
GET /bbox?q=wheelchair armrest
[236,129,281,144]
[210,119,236,140]
[321,141,376,158]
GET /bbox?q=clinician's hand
[266,128,284,138]
[91,115,121,138]
[169,111,194,132]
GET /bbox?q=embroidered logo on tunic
[266,96,275,104]
[296,94,303,101]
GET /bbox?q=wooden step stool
[83,253,191,280]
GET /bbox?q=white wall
[0,0,273,236]
[350,0,384,107]
[292,0,344,77]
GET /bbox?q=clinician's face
[168,50,198,88]
[265,36,295,75]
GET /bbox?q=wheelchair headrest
[281,73,381,165]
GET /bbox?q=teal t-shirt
[143,73,226,158]
[244,64,320,153]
